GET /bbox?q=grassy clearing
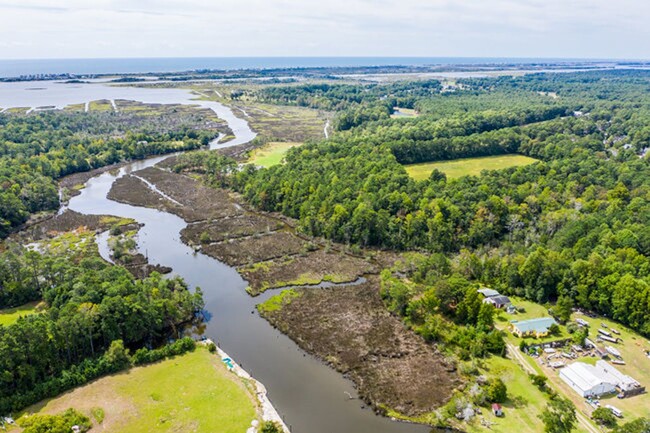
[88,100,115,111]
[257,289,302,313]
[248,142,302,167]
[22,348,258,433]
[390,107,419,118]
[465,356,551,433]
[0,301,42,327]
[405,154,539,180]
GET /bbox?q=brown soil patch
[118,253,172,279]
[11,210,122,243]
[135,167,241,220]
[108,168,241,222]
[260,278,460,417]
[201,231,306,267]
[181,214,283,245]
[240,249,378,296]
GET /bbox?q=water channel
[2,80,432,433]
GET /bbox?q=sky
[0,0,649,60]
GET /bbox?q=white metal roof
[595,360,639,388]
[561,362,609,393]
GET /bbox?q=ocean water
[0,57,589,78]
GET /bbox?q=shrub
[261,420,282,433]
[592,407,618,428]
[486,378,508,403]
[19,408,91,433]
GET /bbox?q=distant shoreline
[2,56,649,80]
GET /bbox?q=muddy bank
[259,279,461,418]
[60,162,131,200]
[107,168,240,222]
[202,231,307,267]
[240,249,378,296]
[181,215,283,244]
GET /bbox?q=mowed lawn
[405,154,539,180]
[465,356,551,433]
[248,142,302,167]
[0,301,41,326]
[23,348,258,433]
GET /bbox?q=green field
[0,301,41,327]
[23,348,258,433]
[405,154,539,180]
[465,356,551,433]
[249,141,302,167]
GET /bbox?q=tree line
[0,109,220,237]
[0,244,203,413]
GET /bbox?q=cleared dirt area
[259,278,461,417]
[201,231,307,267]
[240,249,377,296]
[181,214,283,244]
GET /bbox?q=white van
[605,405,623,418]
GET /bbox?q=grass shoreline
[17,347,260,433]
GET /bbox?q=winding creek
[2,81,432,433]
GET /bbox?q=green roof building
[510,317,557,338]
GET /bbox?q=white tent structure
[559,362,617,397]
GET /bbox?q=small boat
[600,335,619,343]
[611,329,621,335]
[599,328,612,337]
[612,360,626,365]
[606,346,622,358]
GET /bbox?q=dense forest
[0,108,221,237]
[0,240,203,413]
[189,71,650,338]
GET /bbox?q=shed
[595,346,609,358]
[510,317,557,338]
[492,403,503,417]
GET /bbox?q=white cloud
[0,0,648,59]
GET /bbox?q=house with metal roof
[510,317,557,338]
[478,288,500,298]
[483,295,511,309]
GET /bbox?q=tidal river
[3,80,432,433]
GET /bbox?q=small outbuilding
[492,403,503,417]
